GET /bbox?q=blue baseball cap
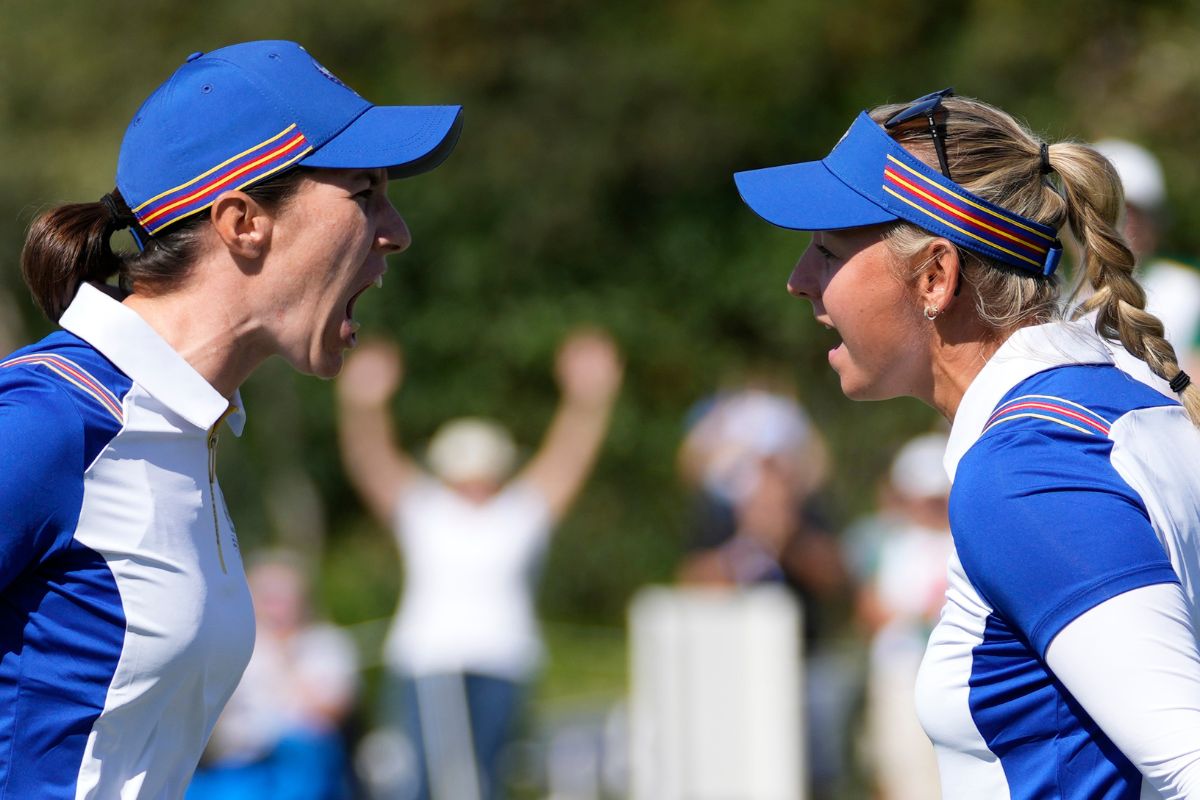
[117,41,463,237]
[735,112,1062,276]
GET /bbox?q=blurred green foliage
[5,0,1200,630]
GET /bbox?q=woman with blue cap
[736,90,1200,798]
[0,41,461,798]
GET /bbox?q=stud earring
[924,306,939,321]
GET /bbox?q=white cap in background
[1092,138,1166,212]
[426,417,518,485]
[890,432,951,500]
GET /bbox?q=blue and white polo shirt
[0,283,254,798]
[915,319,1200,798]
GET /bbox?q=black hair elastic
[99,192,148,251]
[1039,142,1053,176]
[100,193,135,231]
[99,194,126,227]
[1170,370,1192,393]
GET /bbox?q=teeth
[349,321,362,334]
[374,275,383,289]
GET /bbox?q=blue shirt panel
[969,614,1143,799]
[0,332,132,798]
[952,363,1180,798]
[951,363,1179,657]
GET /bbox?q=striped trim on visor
[983,394,1111,437]
[1,353,125,423]
[882,156,1060,273]
[733,111,1066,277]
[132,124,313,235]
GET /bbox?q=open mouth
[816,317,842,361]
[341,274,385,346]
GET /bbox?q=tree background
[4,0,1200,724]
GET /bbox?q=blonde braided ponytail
[1054,142,1200,425]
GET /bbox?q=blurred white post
[628,586,805,800]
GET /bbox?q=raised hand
[337,340,404,409]
[555,329,623,407]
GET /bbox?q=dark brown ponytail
[20,196,126,321]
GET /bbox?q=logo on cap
[310,56,349,90]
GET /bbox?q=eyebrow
[349,169,384,189]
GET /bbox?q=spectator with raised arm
[336,330,622,800]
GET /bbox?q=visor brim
[734,160,897,231]
[301,104,463,178]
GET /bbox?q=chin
[838,373,890,402]
[284,345,345,380]
[311,353,346,380]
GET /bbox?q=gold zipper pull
[208,408,235,575]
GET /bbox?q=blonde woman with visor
[735,88,1200,798]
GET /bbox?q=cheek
[836,282,921,364]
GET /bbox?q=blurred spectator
[846,432,951,800]
[188,552,359,800]
[676,382,844,637]
[1093,138,1200,375]
[336,331,623,800]
[675,381,852,799]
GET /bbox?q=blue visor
[734,112,1063,276]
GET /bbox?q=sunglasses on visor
[884,87,955,180]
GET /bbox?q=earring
[924,306,939,321]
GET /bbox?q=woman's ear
[210,191,273,261]
[916,238,961,317]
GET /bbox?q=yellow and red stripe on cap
[132,124,313,236]
[882,155,1058,273]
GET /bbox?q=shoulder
[0,343,95,581]
[954,365,1165,545]
[2,333,131,420]
[1,333,131,466]
[498,480,553,520]
[991,363,1174,429]
[1,339,89,458]
[396,476,452,512]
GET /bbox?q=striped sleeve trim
[1,353,125,423]
[983,394,1111,437]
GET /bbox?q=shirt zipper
[208,406,237,575]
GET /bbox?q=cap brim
[734,160,897,231]
[301,104,463,178]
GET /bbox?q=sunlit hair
[870,96,1200,426]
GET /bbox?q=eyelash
[816,244,837,260]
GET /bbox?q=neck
[924,317,1009,422]
[122,264,270,398]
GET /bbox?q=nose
[786,244,822,300]
[376,192,412,254]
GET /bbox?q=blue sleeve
[0,377,85,592]
[950,427,1179,657]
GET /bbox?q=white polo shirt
[916,319,1200,798]
[386,478,551,680]
[0,283,254,799]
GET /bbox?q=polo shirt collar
[59,283,246,436]
[944,319,1112,481]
